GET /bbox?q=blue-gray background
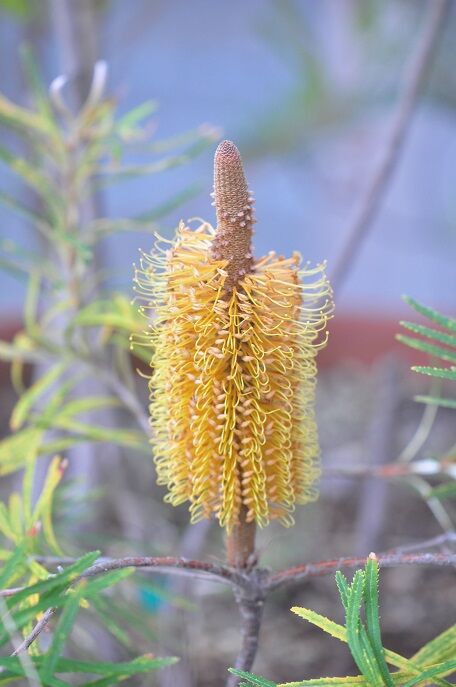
[1,0,455,315]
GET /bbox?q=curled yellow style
[134,141,333,534]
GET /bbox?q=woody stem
[226,505,257,568]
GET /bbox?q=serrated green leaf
[364,557,394,687]
[279,677,367,686]
[412,366,456,381]
[401,661,456,687]
[291,596,452,686]
[403,297,456,333]
[228,669,276,687]
[400,322,456,348]
[397,335,456,364]
[279,670,448,687]
[291,607,347,643]
[412,625,456,665]
[10,361,67,430]
[345,572,381,687]
[335,571,349,610]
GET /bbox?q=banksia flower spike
[134,141,332,565]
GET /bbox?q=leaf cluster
[398,296,456,409]
[0,549,177,685]
[231,557,456,687]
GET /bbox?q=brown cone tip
[210,140,255,291]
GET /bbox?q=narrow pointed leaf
[403,297,456,333]
[411,366,456,381]
[401,661,456,687]
[228,670,276,686]
[40,587,82,681]
[396,335,456,364]
[364,557,394,687]
[412,625,456,665]
[10,361,67,430]
[400,321,456,348]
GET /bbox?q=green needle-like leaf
[411,366,456,381]
[364,557,394,687]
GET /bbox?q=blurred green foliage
[0,54,215,683]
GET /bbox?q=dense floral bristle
[135,221,333,531]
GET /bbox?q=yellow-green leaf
[32,456,66,554]
[10,361,67,430]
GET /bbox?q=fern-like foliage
[230,556,456,687]
[397,296,456,409]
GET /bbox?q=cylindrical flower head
[135,141,333,532]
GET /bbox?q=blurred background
[0,1,455,685]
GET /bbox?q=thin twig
[407,475,454,534]
[83,359,151,436]
[0,587,25,599]
[398,387,440,463]
[330,0,450,292]
[32,554,249,590]
[323,457,455,479]
[267,551,456,590]
[388,532,456,554]
[78,556,249,589]
[11,608,56,657]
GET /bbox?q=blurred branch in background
[49,0,99,108]
[330,0,450,294]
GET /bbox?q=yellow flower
[135,141,332,532]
